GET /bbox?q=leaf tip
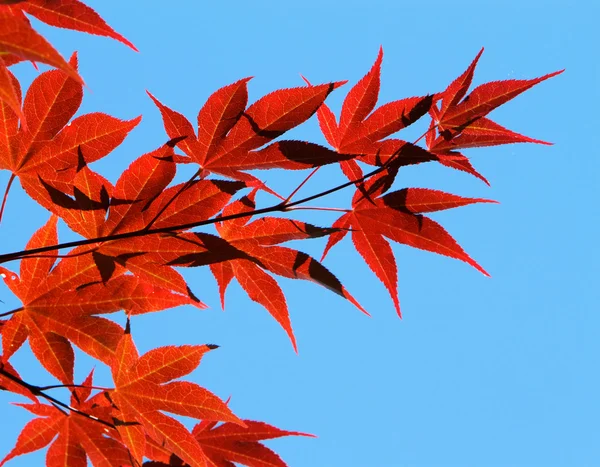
[539,69,565,82]
[394,301,401,319]
[332,80,348,90]
[63,51,84,85]
[207,344,219,350]
[165,135,188,147]
[345,290,370,317]
[68,51,79,68]
[146,89,157,101]
[474,262,491,277]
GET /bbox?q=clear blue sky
[1,1,598,466]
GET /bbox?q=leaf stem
[413,123,437,146]
[283,167,320,204]
[143,169,200,231]
[0,173,16,225]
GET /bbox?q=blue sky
[0,1,598,466]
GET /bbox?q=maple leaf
[436,70,563,137]
[20,155,210,312]
[166,190,367,351]
[434,48,484,122]
[108,324,243,467]
[334,49,432,154]
[140,419,311,467]
[190,419,313,467]
[421,49,562,184]
[0,371,132,467]
[0,216,202,381]
[422,118,489,185]
[18,0,137,51]
[98,141,246,237]
[306,47,434,185]
[322,182,496,316]
[430,48,563,139]
[0,217,122,378]
[36,140,246,306]
[0,0,136,95]
[0,54,140,220]
[0,6,80,81]
[148,79,349,191]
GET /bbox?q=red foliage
[0,2,561,466]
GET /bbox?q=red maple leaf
[322,179,496,316]
[436,71,563,137]
[191,419,312,467]
[17,1,137,50]
[0,216,202,382]
[0,371,132,467]
[0,6,79,82]
[148,79,352,192]
[306,47,434,182]
[36,140,246,305]
[0,54,140,221]
[0,217,118,383]
[0,0,136,88]
[140,419,311,467]
[108,324,243,467]
[425,48,563,183]
[205,191,366,351]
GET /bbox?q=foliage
[0,1,561,466]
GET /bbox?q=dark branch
[0,149,398,265]
[0,366,115,429]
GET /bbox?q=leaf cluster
[0,2,561,466]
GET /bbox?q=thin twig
[283,167,321,204]
[0,173,16,224]
[0,147,399,265]
[284,206,351,213]
[0,307,24,318]
[143,169,200,231]
[0,366,115,429]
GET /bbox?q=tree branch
[0,366,115,429]
[0,157,392,265]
